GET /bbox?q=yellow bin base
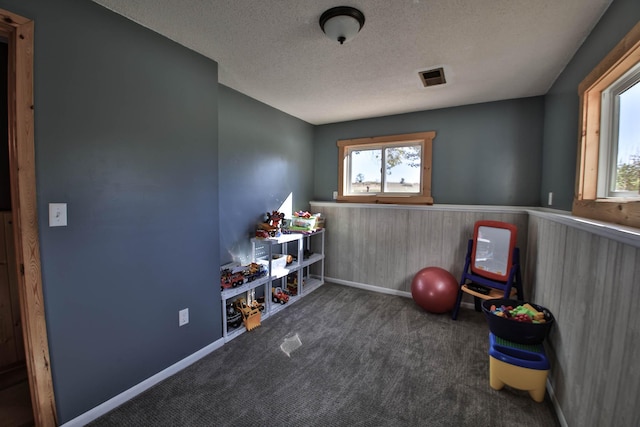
[489,356,549,402]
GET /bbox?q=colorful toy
[255,229,270,238]
[489,333,550,402]
[481,298,555,344]
[233,297,261,331]
[286,274,299,295]
[266,210,286,229]
[488,303,546,323]
[272,286,290,304]
[411,267,458,314]
[256,210,286,237]
[289,211,320,232]
[247,289,265,312]
[220,268,245,291]
[243,262,267,282]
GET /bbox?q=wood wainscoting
[526,213,640,426]
[309,202,530,296]
[310,201,640,425]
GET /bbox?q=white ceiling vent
[419,68,446,87]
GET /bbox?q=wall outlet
[548,192,553,206]
[332,191,338,200]
[179,308,189,326]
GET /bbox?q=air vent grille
[419,68,446,87]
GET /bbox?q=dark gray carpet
[90,283,559,427]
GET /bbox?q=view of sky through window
[618,81,640,164]
[351,148,421,184]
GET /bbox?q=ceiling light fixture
[319,6,365,45]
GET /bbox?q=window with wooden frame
[337,131,435,204]
[574,21,640,229]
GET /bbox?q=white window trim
[597,61,640,198]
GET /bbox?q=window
[337,131,435,204]
[598,62,640,197]
[574,21,640,228]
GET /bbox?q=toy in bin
[288,211,322,232]
[482,298,555,344]
[233,297,261,331]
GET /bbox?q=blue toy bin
[482,298,555,345]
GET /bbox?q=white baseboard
[546,379,568,427]
[61,338,224,427]
[327,276,475,310]
[62,282,530,426]
[327,277,412,298]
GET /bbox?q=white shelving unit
[221,229,325,342]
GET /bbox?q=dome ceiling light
[319,6,365,45]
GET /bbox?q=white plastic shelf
[221,229,325,342]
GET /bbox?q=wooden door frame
[1,8,58,426]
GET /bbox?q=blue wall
[541,0,640,210]
[313,97,544,206]
[1,0,637,423]
[0,0,220,422]
[218,85,314,264]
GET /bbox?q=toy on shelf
[255,229,271,238]
[226,301,242,329]
[220,268,245,291]
[267,210,285,229]
[247,289,265,313]
[287,211,323,233]
[286,274,299,296]
[256,210,286,238]
[272,286,290,304]
[233,297,261,331]
[220,262,268,293]
[243,262,267,282]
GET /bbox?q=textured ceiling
[92,0,612,125]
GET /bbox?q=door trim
[1,8,58,426]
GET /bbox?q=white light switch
[49,203,67,227]
[179,308,189,326]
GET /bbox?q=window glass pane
[614,81,640,193]
[383,145,422,193]
[349,148,381,194]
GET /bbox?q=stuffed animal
[266,210,285,230]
